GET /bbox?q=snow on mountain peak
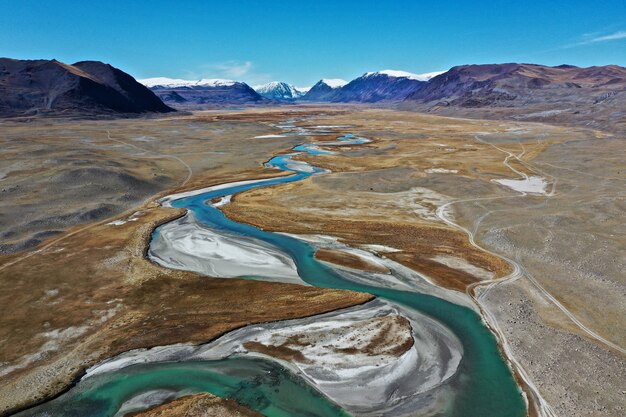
[139,77,237,88]
[321,78,348,88]
[364,70,444,81]
[253,81,304,99]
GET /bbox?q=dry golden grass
[1,107,622,417]
[315,248,390,273]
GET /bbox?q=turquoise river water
[17,133,527,417]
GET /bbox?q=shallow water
[17,358,350,417]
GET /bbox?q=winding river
[17,125,527,417]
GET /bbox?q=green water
[16,358,350,417]
[157,142,527,417]
[16,133,527,417]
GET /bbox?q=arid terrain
[0,109,373,415]
[0,107,624,417]
[222,109,626,416]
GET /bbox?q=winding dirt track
[436,133,626,417]
[106,130,194,186]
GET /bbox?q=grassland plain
[1,107,624,416]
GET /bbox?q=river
[17,124,526,417]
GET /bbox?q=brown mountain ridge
[0,58,174,118]
[401,63,626,131]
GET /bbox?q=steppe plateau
[0,107,624,417]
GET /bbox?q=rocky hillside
[402,63,626,130]
[0,58,174,117]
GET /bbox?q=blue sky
[1,1,625,87]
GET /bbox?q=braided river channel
[17,124,526,417]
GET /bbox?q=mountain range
[300,71,443,102]
[323,70,429,102]
[1,58,624,131]
[140,77,266,108]
[0,58,173,117]
[404,63,626,106]
[401,63,626,130]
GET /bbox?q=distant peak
[253,81,305,99]
[139,77,238,88]
[364,69,444,81]
[321,78,347,88]
[253,81,289,90]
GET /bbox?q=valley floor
[0,107,624,416]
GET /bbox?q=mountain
[140,77,266,108]
[0,58,174,117]
[401,63,626,130]
[331,70,430,102]
[301,79,348,101]
[302,71,440,103]
[254,81,306,100]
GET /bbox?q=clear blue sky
[1,1,625,87]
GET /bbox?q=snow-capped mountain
[301,78,348,101]
[301,71,443,102]
[319,78,348,88]
[324,70,432,102]
[363,70,445,82]
[253,81,306,100]
[139,77,265,108]
[139,77,238,88]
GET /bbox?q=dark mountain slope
[0,58,173,117]
[404,63,626,107]
[301,79,347,101]
[332,72,426,102]
[141,78,267,109]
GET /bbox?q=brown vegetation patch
[355,315,414,357]
[315,248,390,273]
[224,203,512,291]
[243,341,310,363]
[391,253,486,291]
[244,315,413,363]
[127,393,263,417]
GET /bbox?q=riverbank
[0,110,373,416]
[2,108,623,416]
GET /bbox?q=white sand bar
[494,176,547,194]
[149,213,303,284]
